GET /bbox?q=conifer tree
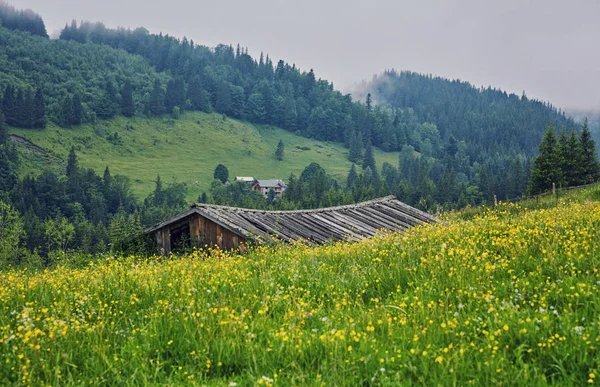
[120,80,135,117]
[579,119,600,184]
[213,164,229,184]
[275,139,284,161]
[348,130,363,163]
[346,164,358,190]
[32,87,46,128]
[187,77,211,112]
[15,89,31,128]
[148,79,165,116]
[362,140,379,187]
[165,78,185,112]
[59,96,74,127]
[103,166,111,188]
[2,84,16,126]
[561,128,581,187]
[0,109,6,143]
[66,146,78,177]
[527,126,562,195]
[71,93,83,125]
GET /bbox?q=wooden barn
[144,196,437,254]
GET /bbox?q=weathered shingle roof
[255,179,286,188]
[145,196,436,245]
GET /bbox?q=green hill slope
[9,111,399,200]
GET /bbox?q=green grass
[9,112,400,201]
[1,197,600,385]
[450,182,600,222]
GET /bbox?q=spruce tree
[120,80,135,117]
[72,93,83,125]
[15,89,30,127]
[103,166,111,188]
[0,109,6,143]
[59,96,74,127]
[579,119,600,184]
[32,87,46,128]
[527,126,562,195]
[2,84,16,126]
[362,140,376,171]
[561,128,581,187]
[213,164,229,184]
[148,79,165,116]
[94,80,118,119]
[187,77,211,112]
[348,130,363,163]
[165,78,185,112]
[362,140,379,188]
[275,139,284,161]
[66,146,78,177]
[346,164,358,190]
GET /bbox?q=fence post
[493,194,498,207]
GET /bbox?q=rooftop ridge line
[191,196,397,214]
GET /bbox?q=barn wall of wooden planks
[155,213,247,254]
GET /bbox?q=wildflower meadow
[1,200,600,385]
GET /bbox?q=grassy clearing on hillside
[1,201,600,385]
[9,112,399,200]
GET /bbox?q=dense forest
[0,3,596,266]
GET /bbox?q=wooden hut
[144,196,436,254]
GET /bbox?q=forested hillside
[356,70,576,204]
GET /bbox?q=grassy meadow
[8,112,400,200]
[1,193,600,385]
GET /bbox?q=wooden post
[493,194,498,207]
[552,182,556,196]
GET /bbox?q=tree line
[0,2,47,37]
[527,121,599,195]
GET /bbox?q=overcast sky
[12,0,600,113]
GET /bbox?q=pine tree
[165,78,186,112]
[247,93,267,123]
[362,140,379,188]
[15,88,31,128]
[213,164,229,184]
[66,146,78,177]
[94,80,118,119]
[346,164,358,190]
[362,140,376,171]
[148,79,165,116]
[579,119,600,184]
[348,130,363,163]
[187,77,211,112]
[103,166,111,188]
[527,126,562,195]
[215,82,232,115]
[120,80,135,117]
[561,128,581,187]
[275,139,284,161]
[152,175,164,206]
[366,93,372,111]
[0,109,6,143]
[32,87,46,128]
[2,84,16,126]
[72,93,83,125]
[59,96,74,127]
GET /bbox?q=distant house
[144,196,437,255]
[252,179,287,198]
[235,176,255,186]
